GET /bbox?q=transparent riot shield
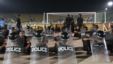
[57,32,77,64]
[3,38,26,64]
[30,35,49,64]
[90,37,110,63]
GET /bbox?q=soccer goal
[46,12,97,24]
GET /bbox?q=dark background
[0,0,110,13]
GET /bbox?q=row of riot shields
[2,29,111,64]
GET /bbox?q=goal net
[46,12,96,24]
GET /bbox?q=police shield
[90,31,110,63]
[57,31,77,64]
[3,38,25,64]
[30,35,49,64]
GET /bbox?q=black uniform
[77,16,83,29]
[64,15,73,30]
[16,18,22,31]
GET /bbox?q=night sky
[0,0,110,13]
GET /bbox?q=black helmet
[61,32,69,39]
[27,26,30,29]
[9,35,17,40]
[96,30,105,38]
[34,31,42,37]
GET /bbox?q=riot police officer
[91,30,108,55]
[33,30,47,47]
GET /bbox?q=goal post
[46,12,97,24]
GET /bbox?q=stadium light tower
[104,1,113,23]
[107,1,113,7]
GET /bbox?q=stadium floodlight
[107,1,113,7]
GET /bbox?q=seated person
[25,26,33,39]
[46,25,54,34]
[74,26,81,38]
[80,26,88,38]
[16,31,31,54]
[90,24,99,36]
